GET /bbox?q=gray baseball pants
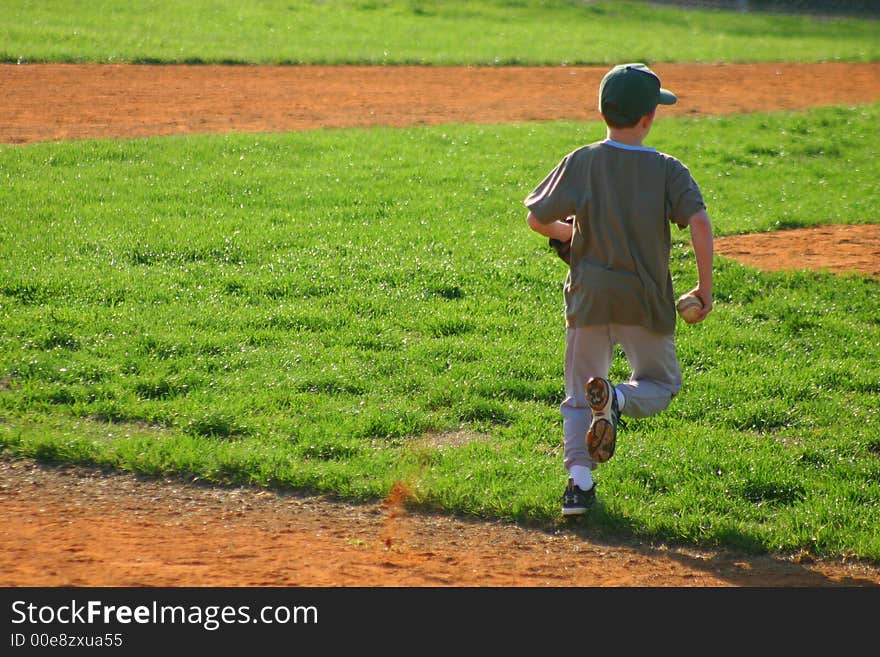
[562,324,682,471]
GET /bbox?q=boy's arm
[526,211,573,242]
[685,209,714,322]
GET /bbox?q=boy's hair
[599,63,675,127]
[602,108,656,130]
[602,113,641,130]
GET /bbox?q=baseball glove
[548,216,574,265]
[548,237,571,265]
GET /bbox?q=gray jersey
[525,140,706,334]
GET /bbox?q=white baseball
[677,294,704,324]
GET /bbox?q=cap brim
[658,88,677,105]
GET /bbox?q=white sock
[570,465,593,491]
[616,387,625,412]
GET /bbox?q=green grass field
[1,1,878,563]
[1,0,878,65]
[2,105,879,560]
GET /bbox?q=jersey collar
[602,139,657,153]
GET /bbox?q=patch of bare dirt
[1,62,878,143]
[3,457,879,587]
[715,224,880,278]
[1,62,879,588]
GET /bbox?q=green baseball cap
[599,63,677,125]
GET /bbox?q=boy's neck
[605,113,654,146]
[606,126,647,147]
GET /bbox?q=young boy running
[523,63,714,516]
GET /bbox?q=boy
[523,63,714,516]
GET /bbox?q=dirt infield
[3,457,879,587]
[2,62,879,587]
[2,62,879,143]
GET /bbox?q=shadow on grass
[556,512,880,588]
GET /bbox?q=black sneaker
[561,478,596,516]
[586,377,620,463]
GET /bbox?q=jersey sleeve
[665,157,706,229]
[523,151,582,223]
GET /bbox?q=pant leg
[561,325,613,471]
[611,324,682,418]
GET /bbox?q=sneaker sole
[587,418,616,463]
[586,377,611,413]
[562,506,588,516]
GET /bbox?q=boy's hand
[685,286,713,322]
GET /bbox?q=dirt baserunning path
[3,457,880,587]
[1,62,879,587]
[2,62,879,143]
